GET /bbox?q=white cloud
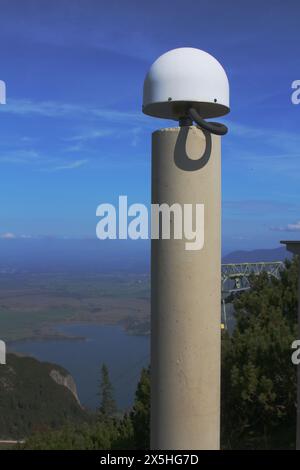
[0,149,40,164]
[286,221,300,231]
[44,159,88,172]
[66,129,114,142]
[64,144,83,153]
[270,221,300,232]
[0,232,16,239]
[0,99,147,125]
[0,148,89,173]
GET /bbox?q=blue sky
[0,0,299,253]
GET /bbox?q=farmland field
[0,272,150,342]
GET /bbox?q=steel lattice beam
[221,261,284,294]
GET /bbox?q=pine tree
[221,257,298,449]
[98,363,117,420]
[130,367,150,449]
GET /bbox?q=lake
[10,324,150,411]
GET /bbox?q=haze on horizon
[0,0,300,253]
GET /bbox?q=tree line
[23,256,299,449]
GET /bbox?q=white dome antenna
[143,47,230,135]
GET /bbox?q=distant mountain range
[0,239,150,273]
[0,239,294,273]
[222,246,292,264]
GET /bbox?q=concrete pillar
[151,125,221,450]
[297,265,300,451]
[280,241,300,450]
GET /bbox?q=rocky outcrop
[49,369,81,406]
[0,354,87,439]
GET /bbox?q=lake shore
[9,323,150,410]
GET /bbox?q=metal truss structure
[221,261,284,294]
[221,261,285,330]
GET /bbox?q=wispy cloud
[0,142,89,172]
[270,221,300,232]
[43,159,88,172]
[223,119,300,178]
[228,120,300,150]
[0,232,16,239]
[63,144,83,153]
[66,129,114,142]
[131,127,142,147]
[2,99,300,178]
[0,99,147,125]
[224,199,298,214]
[0,149,40,164]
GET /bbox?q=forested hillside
[0,354,88,439]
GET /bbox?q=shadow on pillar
[174,126,212,171]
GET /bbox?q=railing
[222,261,284,294]
[221,261,285,330]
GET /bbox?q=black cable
[188,107,228,136]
